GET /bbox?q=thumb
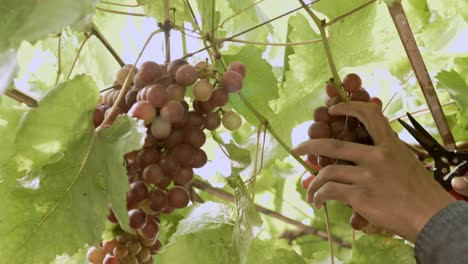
[451,176,468,196]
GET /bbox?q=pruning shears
[398,113,468,202]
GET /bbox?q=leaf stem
[99,1,141,7]
[96,7,146,17]
[97,29,163,131]
[191,179,352,248]
[214,37,323,46]
[181,0,320,59]
[298,0,346,100]
[66,33,91,80]
[55,31,62,86]
[324,204,335,264]
[91,23,126,67]
[163,0,171,64]
[325,0,377,27]
[218,0,265,29]
[5,89,38,108]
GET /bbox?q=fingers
[293,138,373,164]
[307,165,365,203]
[329,102,396,144]
[452,176,468,196]
[310,181,355,209]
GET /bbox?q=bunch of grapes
[300,74,384,231]
[88,59,247,264]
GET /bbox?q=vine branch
[163,0,171,64]
[91,23,126,67]
[298,0,345,100]
[5,89,38,108]
[96,7,146,17]
[191,179,352,248]
[214,37,323,47]
[99,1,141,7]
[387,2,456,150]
[66,33,91,80]
[325,0,377,27]
[55,31,62,86]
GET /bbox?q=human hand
[452,173,468,197]
[293,101,456,243]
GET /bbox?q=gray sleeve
[414,201,468,264]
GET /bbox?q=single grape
[135,61,166,88]
[343,73,362,93]
[121,255,138,264]
[137,148,161,168]
[128,181,149,203]
[143,131,157,147]
[166,84,186,102]
[103,239,118,254]
[306,156,320,172]
[193,100,214,114]
[215,52,222,60]
[87,246,106,264]
[210,88,229,107]
[186,111,205,128]
[301,173,316,189]
[155,175,172,189]
[350,212,369,230]
[222,111,242,131]
[308,121,331,139]
[172,143,195,166]
[127,101,156,125]
[370,97,383,109]
[159,155,180,175]
[164,128,185,148]
[146,84,168,108]
[175,64,197,86]
[151,117,172,140]
[136,87,147,101]
[172,107,189,128]
[204,112,221,130]
[93,106,106,128]
[330,118,346,136]
[221,71,243,93]
[160,100,185,124]
[103,254,119,264]
[350,89,370,102]
[168,59,188,76]
[104,106,125,124]
[107,209,118,224]
[313,106,331,123]
[126,240,142,255]
[173,167,194,185]
[137,247,152,263]
[326,83,339,97]
[113,243,129,258]
[193,80,214,102]
[168,186,190,208]
[125,88,139,108]
[116,66,137,86]
[149,189,168,212]
[318,156,333,169]
[195,61,212,79]
[330,96,344,106]
[227,62,247,78]
[150,240,163,254]
[142,164,165,185]
[128,209,147,230]
[184,128,206,148]
[192,148,208,168]
[137,217,160,240]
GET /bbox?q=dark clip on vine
[398,113,468,201]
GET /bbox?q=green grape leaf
[137,0,191,26]
[223,46,279,127]
[0,77,145,264]
[0,101,27,165]
[13,75,99,172]
[0,0,99,51]
[348,235,416,264]
[435,69,468,130]
[227,175,263,264]
[0,49,18,95]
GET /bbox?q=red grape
[301,173,316,189]
[137,148,161,168]
[138,218,160,240]
[142,164,165,185]
[222,111,242,131]
[127,101,156,125]
[146,84,168,108]
[151,117,172,140]
[193,80,213,102]
[195,61,212,79]
[173,167,194,185]
[103,254,119,264]
[308,121,331,139]
[87,246,106,264]
[210,88,229,107]
[221,71,243,93]
[326,83,339,97]
[172,144,195,165]
[227,62,247,78]
[149,189,168,212]
[160,100,185,124]
[168,59,188,76]
[313,106,331,123]
[175,64,197,86]
[343,73,362,93]
[184,128,206,148]
[370,97,383,109]
[204,112,221,130]
[192,148,208,168]
[168,186,190,208]
[113,243,128,258]
[351,89,370,102]
[128,181,149,203]
[166,84,186,102]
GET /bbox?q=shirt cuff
[414,201,468,264]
